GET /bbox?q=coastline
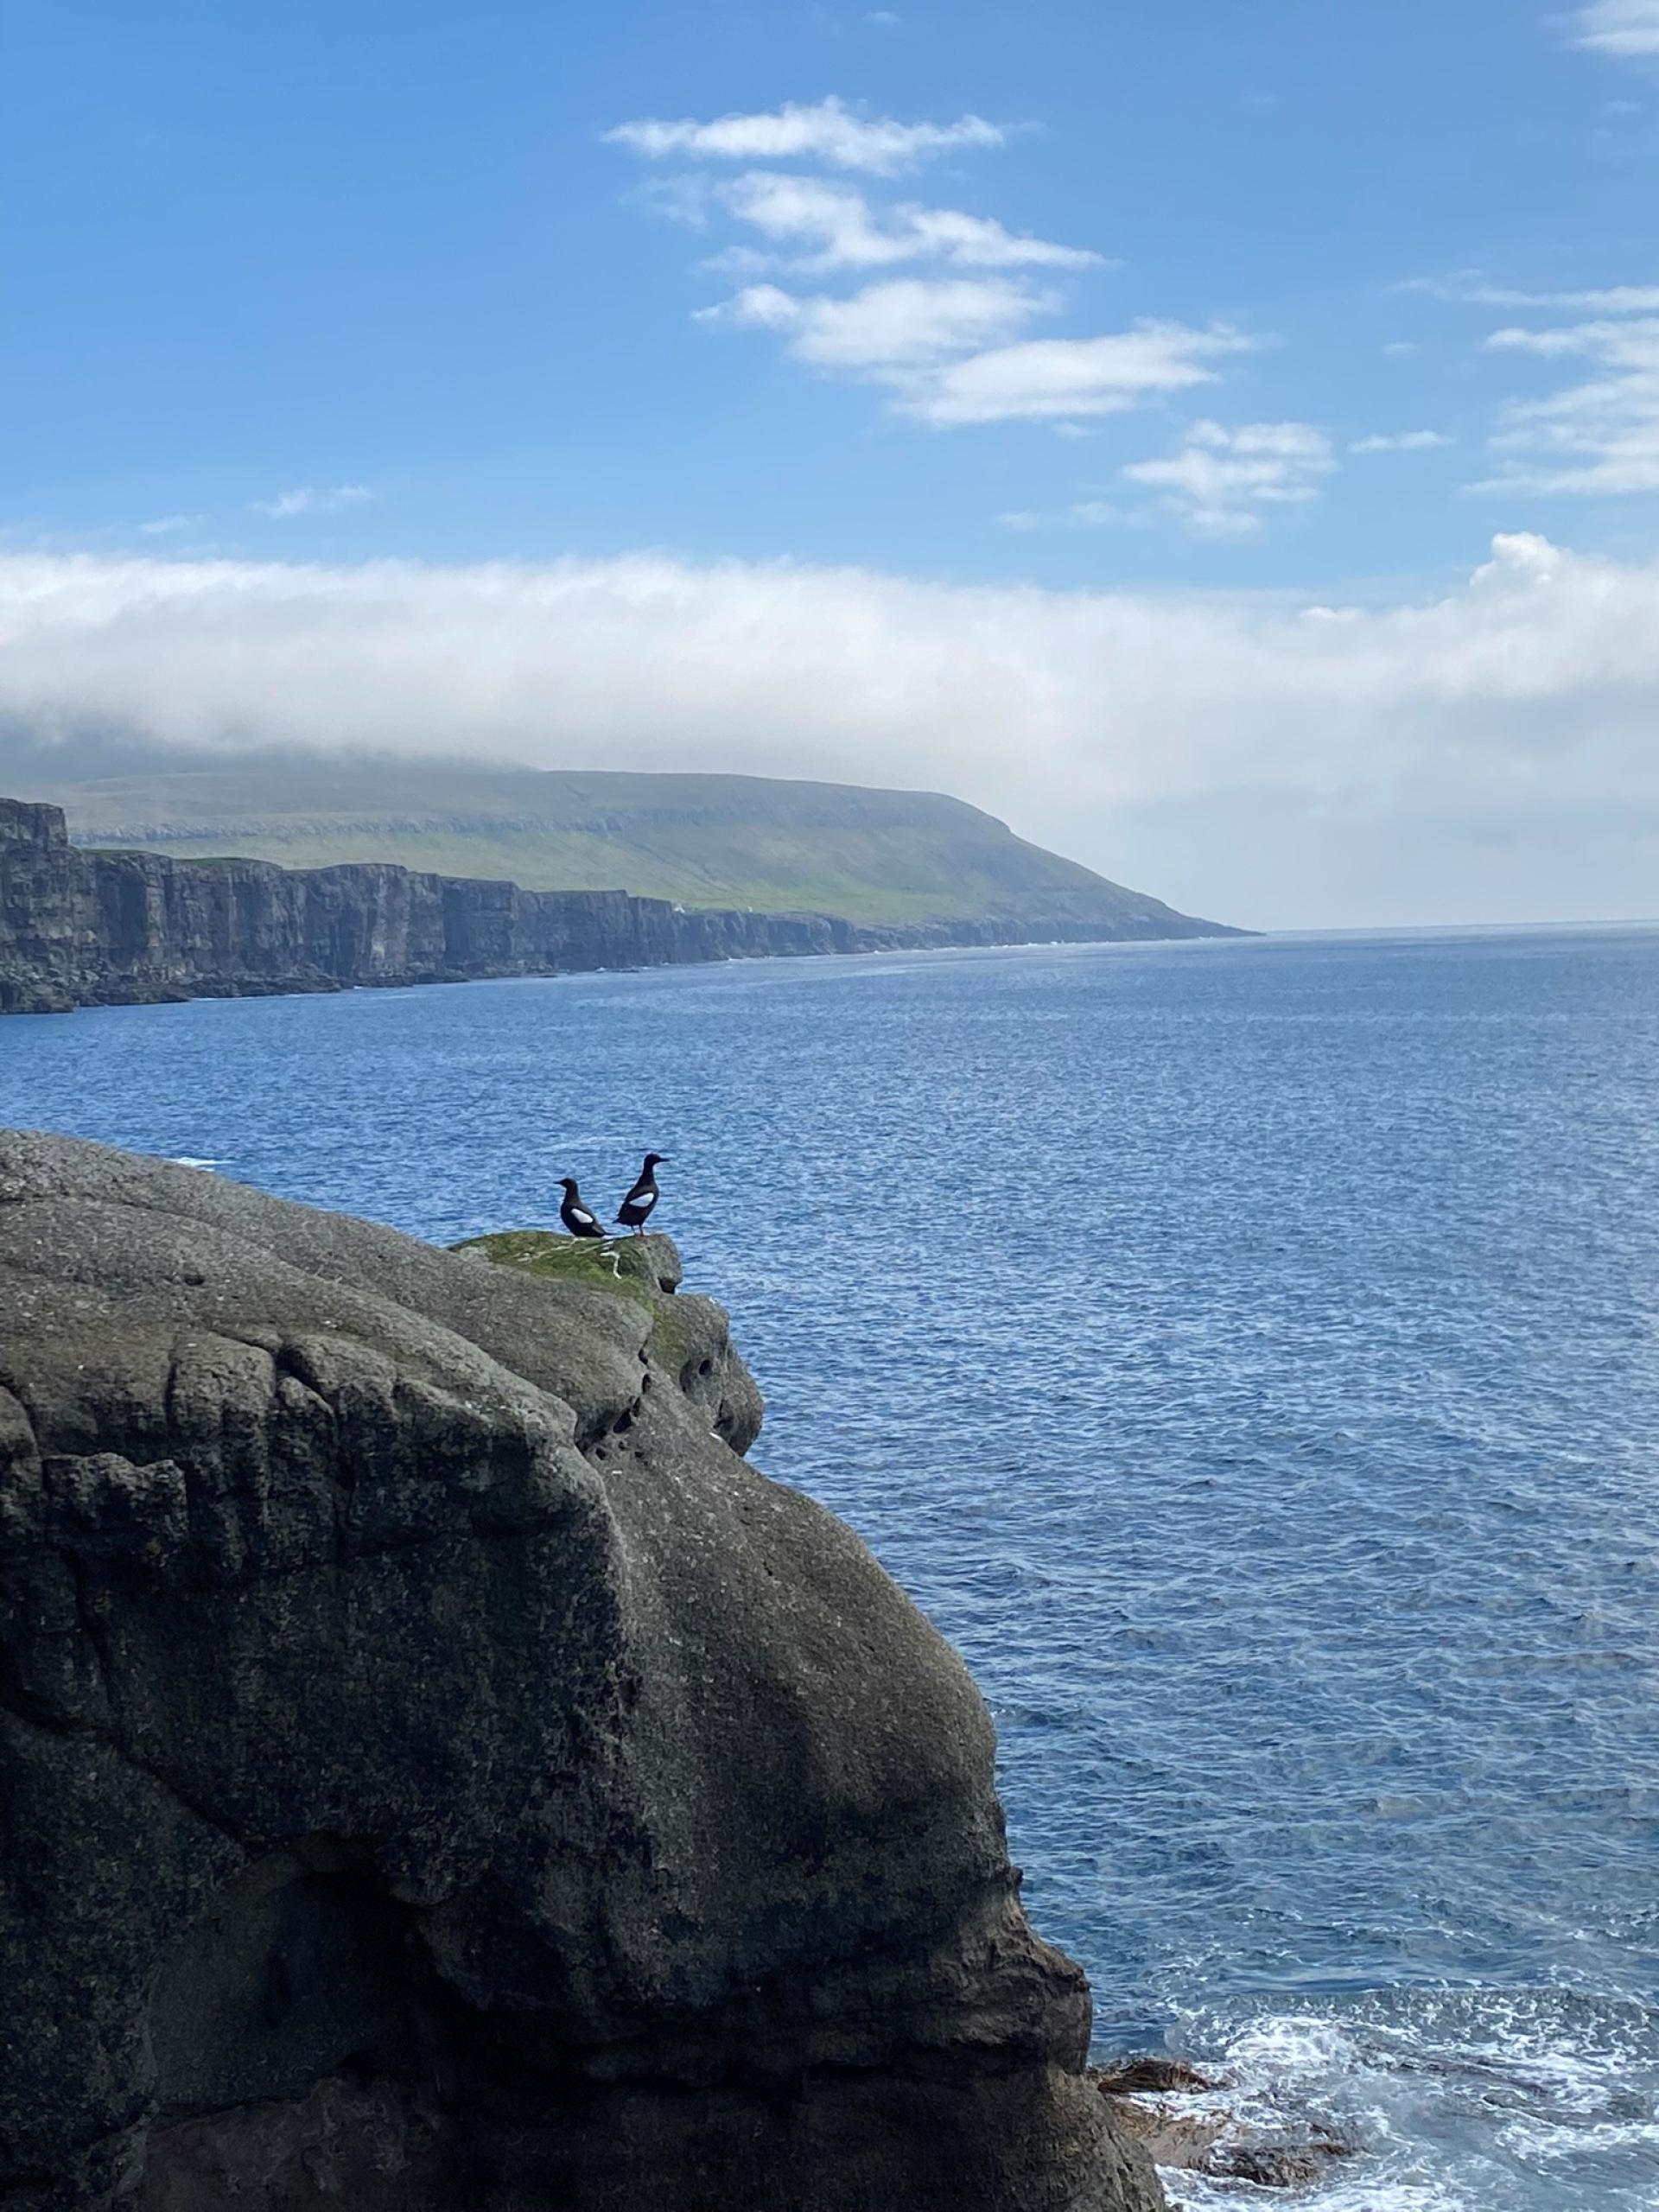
[0,794,1244,1018]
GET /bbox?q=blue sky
[3,1,1659,924]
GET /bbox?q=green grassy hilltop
[12,754,1231,933]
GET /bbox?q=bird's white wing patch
[569,1207,597,1229]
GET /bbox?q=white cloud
[1420,273,1659,312]
[1571,0,1659,54]
[708,286,1251,425]
[1350,429,1452,453]
[706,276,1046,369]
[1512,283,1659,311]
[4,535,1659,925]
[995,499,1133,530]
[715,171,1100,271]
[607,96,1003,175]
[1122,420,1335,535]
[1483,316,1659,491]
[253,484,376,520]
[137,514,203,536]
[1487,320,1644,357]
[909,321,1253,425]
[634,173,718,232]
[715,175,896,268]
[617,100,1226,439]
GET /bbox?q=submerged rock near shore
[0,1133,1161,2212]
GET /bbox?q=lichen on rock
[0,1131,1161,2212]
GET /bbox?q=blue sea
[3,927,1657,2210]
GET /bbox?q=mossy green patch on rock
[451,1230,652,1302]
[449,1230,689,1351]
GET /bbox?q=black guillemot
[558,1178,607,1239]
[616,1152,667,1234]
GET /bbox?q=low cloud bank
[1,534,1656,927]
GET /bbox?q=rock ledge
[0,1133,1160,2212]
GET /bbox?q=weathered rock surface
[0,1133,1163,2212]
[1093,2067,1358,2192]
[1092,2060,1219,2098]
[0,796,1231,1017]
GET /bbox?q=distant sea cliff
[0,796,1238,1015]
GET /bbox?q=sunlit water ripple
[3,926,1656,2209]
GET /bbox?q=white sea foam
[1151,1989,1659,2209]
[1169,2180,1469,2212]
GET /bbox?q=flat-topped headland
[0,791,1240,1016]
[0,1131,1163,2210]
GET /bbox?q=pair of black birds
[557,1152,666,1241]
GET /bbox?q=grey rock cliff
[0,1133,1162,2212]
[0,796,1232,1016]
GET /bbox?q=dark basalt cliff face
[0,797,1229,1015]
[0,1133,1163,2212]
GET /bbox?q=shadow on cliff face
[149,1843,426,2118]
[0,1134,1162,2212]
[142,1842,460,2209]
